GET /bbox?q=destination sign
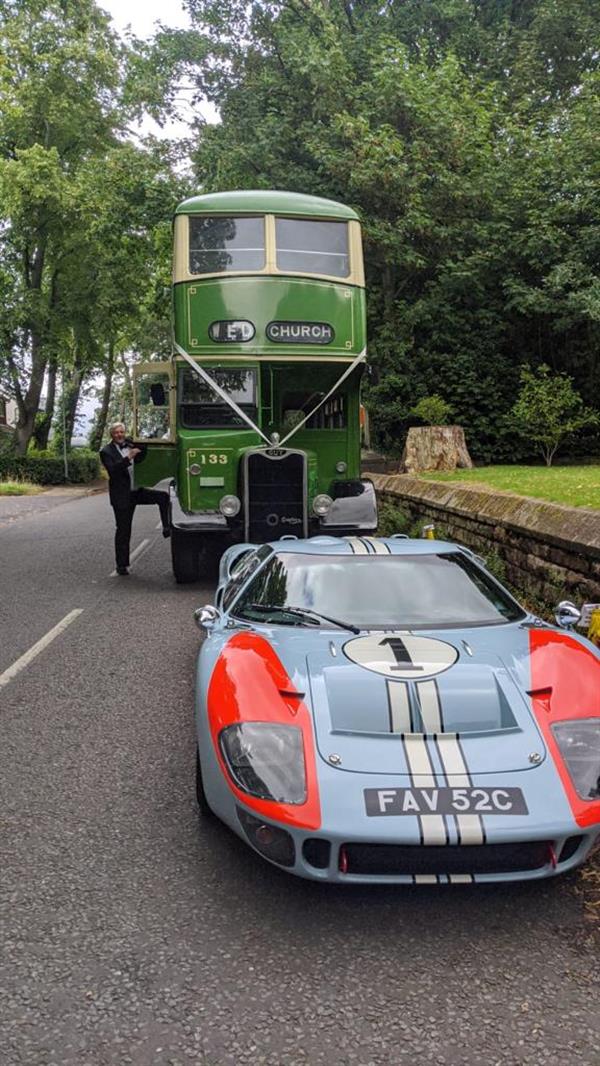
[209,320,255,343]
[266,321,335,345]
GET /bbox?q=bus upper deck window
[189,216,265,275]
[275,219,350,278]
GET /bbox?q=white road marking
[109,538,151,577]
[0,609,83,690]
[155,521,162,530]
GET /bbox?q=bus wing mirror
[150,382,166,406]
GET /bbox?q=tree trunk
[118,353,133,426]
[14,330,48,455]
[63,359,85,448]
[33,352,57,450]
[88,343,115,451]
[14,242,50,455]
[401,426,473,475]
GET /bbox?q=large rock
[401,426,473,475]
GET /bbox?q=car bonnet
[303,624,547,775]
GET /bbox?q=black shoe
[116,566,129,575]
[162,528,171,538]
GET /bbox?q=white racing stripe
[0,609,83,690]
[418,679,443,733]
[361,537,390,555]
[109,538,150,578]
[387,681,412,732]
[435,733,485,846]
[403,734,447,847]
[345,537,370,555]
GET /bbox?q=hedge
[0,451,100,485]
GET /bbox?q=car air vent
[559,835,584,863]
[303,838,331,869]
[340,841,551,876]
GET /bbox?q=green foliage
[482,549,507,585]
[419,464,600,509]
[0,451,99,485]
[376,500,412,537]
[0,479,42,496]
[152,0,600,461]
[511,365,598,466]
[410,395,454,426]
[0,0,186,455]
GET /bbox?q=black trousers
[112,488,170,568]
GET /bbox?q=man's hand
[127,447,141,460]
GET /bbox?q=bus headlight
[312,494,333,517]
[335,461,347,473]
[219,494,241,517]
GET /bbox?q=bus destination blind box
[209,320,255,342]
[266,321,335,344]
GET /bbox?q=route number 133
[199,453,228,465]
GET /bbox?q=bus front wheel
[171,531,201,583]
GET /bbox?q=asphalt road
[1,491,599,1066]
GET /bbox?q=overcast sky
[100,0,190,38]
[98,0,217,143]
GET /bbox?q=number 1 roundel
[342,633,458,679]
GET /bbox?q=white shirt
[115,442,135,490]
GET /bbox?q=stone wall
[368,473,600,603]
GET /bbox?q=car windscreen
[178,367,257,429]
[232,552,525,629]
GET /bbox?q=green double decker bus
[133,190,377,582]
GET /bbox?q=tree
[511,365,597,466]
[0,1,185,455]
[0,0,121,453]
[143,0,600,460]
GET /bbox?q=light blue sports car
[194,536,600,883]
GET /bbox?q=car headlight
[219,723,306,804]
[312,493,333,517]
[552,719,600,800]
[219,494,241,517]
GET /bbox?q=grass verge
[420,465,600,509]
[0,480,43,496]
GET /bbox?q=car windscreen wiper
[243,603,360,634]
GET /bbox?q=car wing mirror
[554,600,581,630]
[194,604,222,631]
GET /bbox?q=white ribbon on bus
[172,339,366,449]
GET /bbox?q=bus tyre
[171,531,201,583]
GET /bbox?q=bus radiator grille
[244,450,307,542]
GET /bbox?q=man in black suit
[100,422,170,575]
